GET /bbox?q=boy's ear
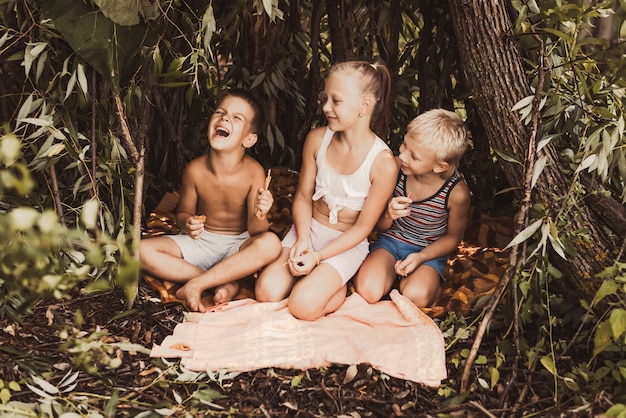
[243,132,258,149]
[433,161,450,174]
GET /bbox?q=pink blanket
[150,289,447,387]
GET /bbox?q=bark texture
[448,0,617,297]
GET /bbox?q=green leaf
[610,309,626,340]
[594,279,619,304]
[202,5,216,51]
[82,198,100,229]
[0,387,10,404]
[0,134,21,166]
[540,355,557,376]
[493,148,522,165]
[594,320,614,355]
[93,0,142,26]
[42,0,154,92]
[505,219,543,249]
[512,94,534,111]
[531,155,546,189]
[489,366,500,390]
[193,388,226,402]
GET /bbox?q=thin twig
[49,164,65,225]
[90,67,98,200]
[113,92,139,165]
[460,36,546,394]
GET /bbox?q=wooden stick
[256,169,272,218]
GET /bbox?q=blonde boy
[354,109,471,308]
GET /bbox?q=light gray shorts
[167,230,250,270]
[281,218,369,285]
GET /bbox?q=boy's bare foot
[175,281,207,313]
[213,281,240,304]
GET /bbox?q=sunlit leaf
[505,219,543,249]
[82,198,100,229]
[201,5,216,52]
[0,134,21,166]
[65,70,77,100]
[489,366,500,389]
[10,207,39,230]
[93,0,142,26]
[493,148,522,165]
[576,154,597,173]
[593,320,613,355]
[609,309,626,340]
[531,155,546,188]
[540,355,557,376]
[512,94,534,111]
[593,279,619,304]
[31,376,59,395]
[77,63,89,95]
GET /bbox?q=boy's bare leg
[255,247,295,302]
[399,265,442,308]
[176,232,281,312]
[140,236,204,281]
[213,281,240,304]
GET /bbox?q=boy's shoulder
[448,175,471,204]
[241,154,264,171]
[184,154,209,170]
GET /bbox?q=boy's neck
[205,150,247,173]
[410,171,447,186]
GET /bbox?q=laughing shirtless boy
[140,89,282,312]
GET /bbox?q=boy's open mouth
[215,127,230,137]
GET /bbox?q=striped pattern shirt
[378,172,463,248]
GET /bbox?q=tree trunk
[326,0,354,62]
[447,0,617,298]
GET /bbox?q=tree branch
[460,35,546,394]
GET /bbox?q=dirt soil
[0,283,451,417]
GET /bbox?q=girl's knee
[255,287,282,303]
[287,292,324,321]
[288,301,320,321]
[354,283,383,304]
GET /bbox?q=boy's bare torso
[183,154,262,235]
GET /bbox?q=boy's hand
[255,187,274,219]
[186,215,206,239]
[395,253,421,277]
[386,196,412,220]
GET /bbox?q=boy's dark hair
[216,88,266,134]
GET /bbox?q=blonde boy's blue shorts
[281,218,369,285]
[370,234,448,282]
[167,230,250,270]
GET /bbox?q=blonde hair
[328,61,392,139]
[406,109,468,177]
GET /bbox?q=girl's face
[398,135,446,176]
[320,72,364,131]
